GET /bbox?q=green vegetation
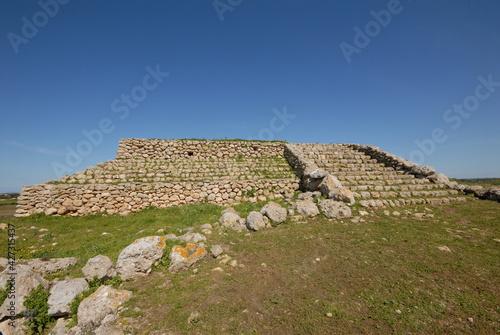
[23,284,53,334]
[1,199,499,334]
[451,178,500,188]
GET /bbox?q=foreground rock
[0,265,49,318]
[26,257,78,275]
[246,211,269,231]
[318,199,352,219]
[82,255,117,281]
[260,201,287,223]
[330,188,355,205]
[319,175,343,198]
[169,244,207,273]
[293,199,320,218]
[116,236,166,281]
[428,173,450,184]
[219,212,244,230]
[77,285,132,332]
[0,317,29,335]
[48,278,89,316]
[178,232,206,244]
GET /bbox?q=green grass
[1,199,499,334]
[451,178,500,188]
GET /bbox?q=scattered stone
[413,213,424,219]
[164,233,178,240]
[221,208,239,215]
[219,254,232,265]
[438,246,452,252]
[211,267,224,272]
[288,209,294,216]
[383,210,390,216]
[169,244,207,273]
[395,309,402,314]
[156,228,165,233]
[326,312,333,318]
[77,285,132,332]
[330,188,355,205]
[187,311,201,324]
[82,255,117,281]
[199,223,212,230]
[48,278,89,316]
[39,228,48,232]
[359,210,369,216]
[116,236,166,281]
[319,175,343,198]
[27,257,79,276]
[49,317,69,335]
[219,212,243,230]
[0,223,7,230]
[317,199,352,219]
[0,265,49,318]
[0,317,29,334]
[392,211,400,216]
[260,201,287,223]
[45,208,58,216]
[211,245,223,258]
[102,232,110,235]
[294,199,320,218]
[229,260,238,267]
[246,211,267,231]
[468,317,474,323]
[178,232,206,244]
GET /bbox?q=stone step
[357,196,468,208]
[336,173,418,180]
[354,189,459,200]
[350,183,445,192]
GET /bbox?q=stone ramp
[294,143,466,208]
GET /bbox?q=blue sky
[1,0,499,192]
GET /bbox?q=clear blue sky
[1,0,499,192]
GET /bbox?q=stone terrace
[293,143,467,208]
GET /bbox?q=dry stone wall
[117,138,285,159]
[16,139,299,217]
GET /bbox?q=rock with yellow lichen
[169,243,207,273]
[76,285,132,333]
[116,236,166,281]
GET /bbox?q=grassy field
[1,195,500,334]
[451,178,500,189]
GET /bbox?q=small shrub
[23,284,53,334]
[246,189,255,197]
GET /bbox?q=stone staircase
[295,143,467,208]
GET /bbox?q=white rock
[48,278,89,316]
[260,201,287,223]
[246,211,267,231]
[318,199,352,219]
[82,255,117,281]
[294,199,320,218]
[169,244,207,273]
[116,236,166,281]
[211,245,223,258]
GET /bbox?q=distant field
[451,178,500,189]
[0,198,17,219]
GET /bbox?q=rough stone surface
[116,236,166,281]
[409,164,435,176]
[428,173,450,184]
[211,245,223,258]
[330,188,355,205]
[318,199,352,219]
[294,199,320,218]
[82,255,117,281]
[49,317,69,335]
[48,278,89,316]
[0,265,49,318]
[0,317,28,335]
[77,285,132,332]
[319,175,343,198]
[260,201,287,223]
[246,211,267,231]
[27,257,78,275]
[169,244,207,273]
[178,232,206,244]
[219,212,242,229]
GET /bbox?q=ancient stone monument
[15,138,469,217]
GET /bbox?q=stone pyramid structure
[15,139,467,217]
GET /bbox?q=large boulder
[406,162,435,176]
[483,188,500,202]
[0,317,29,335]
[0,265,49,318]
[330,188,355,205]
[463,185,484,195]
[77,285,132,332]
[318,199,352,219]
[48,278,89,316]
[82,255,117,281]
[319,175,343,198]
[169,244,207,273]
[293,199,320,218]
[219,212,242,229]
[427,173,450,184]
[260,202,287,224]
[246,211,268,231]
[116,236,166,281]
